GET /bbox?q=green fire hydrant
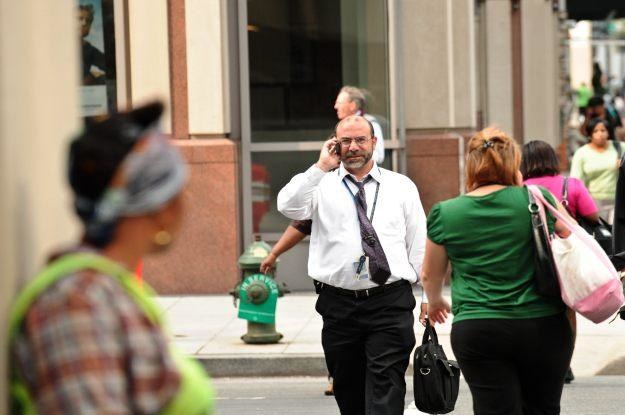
[231,235,289,344]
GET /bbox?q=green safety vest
[8,253,214,415]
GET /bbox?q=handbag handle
[528,186,548,231]
[422,318,439,345]
[528,187,551,243]
[527,185,617,276]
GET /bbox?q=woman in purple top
[520,139,599,384]
[521,140,598,223]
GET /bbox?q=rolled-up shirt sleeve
[277,164,326,220]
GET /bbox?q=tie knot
[345,175,372,190]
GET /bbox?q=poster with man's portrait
[78,0,117,117]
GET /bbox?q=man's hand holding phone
[316,136,341,172]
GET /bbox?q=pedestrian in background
[334,86,385,164]
[580,95,622,142]
[521,139,599,384]
[423,127,574,415]
[571,118,624,223]
[278,115,427,415]
[576,82,592,118]
[9,103,214,414]
[522,140,598,223]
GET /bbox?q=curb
[197,354,328,377]
[198,354,625,378]
[596,356,625,376]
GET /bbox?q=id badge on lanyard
[352,255,370,280]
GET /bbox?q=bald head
[334,115,374,139]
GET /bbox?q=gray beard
[342,152,372,169]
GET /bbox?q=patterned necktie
[344,175,391,285]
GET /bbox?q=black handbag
[562,177,614,256]
[413,320,460,414]
[527,186,561,298]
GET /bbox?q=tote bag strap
[561,177,572,214]
[527,185,617,276]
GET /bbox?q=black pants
[451,313,574,415]
[315,282,416,415]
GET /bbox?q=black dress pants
[451,313,574,415]
[315,282,416,415]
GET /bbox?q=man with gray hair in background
[334,86,385,164]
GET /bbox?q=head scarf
[74,130,188,245]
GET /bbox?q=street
[214,376,625,415]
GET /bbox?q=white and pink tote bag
[528,185,624,323]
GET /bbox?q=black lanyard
[341,178,380,222]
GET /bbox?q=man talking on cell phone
[277,115,427,415]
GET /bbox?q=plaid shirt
[12,269,181,414]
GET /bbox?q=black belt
[313,279,410,299]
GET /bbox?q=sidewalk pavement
[157,290,625,378]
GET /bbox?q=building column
[128,0,172,132]
[481,0,515,135]
[521,0,560,146]
[143,0,242,294]
[0,0,80,411]
[168,0,190,140]
[401,0,476,209]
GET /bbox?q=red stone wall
[406,131,474,213]
[143,139,241,294]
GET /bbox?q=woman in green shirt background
[570,117,624,224]
[422,127,573,415]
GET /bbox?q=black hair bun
[68,101,164,201]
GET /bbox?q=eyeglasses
[339,136,371,147]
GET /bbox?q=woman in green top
[422,127,574,415]
[570,117,623,223]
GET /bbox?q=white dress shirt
[277,162,427,291]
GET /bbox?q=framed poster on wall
[78,0,117,117]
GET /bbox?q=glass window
[251,151,320,233]
[247,0,390,142]
[78,0,118,117]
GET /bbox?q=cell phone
[333,141,341,157]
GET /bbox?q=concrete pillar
[0,0,80,411]
[402,0,476,129]
[186,0,231,135]
[521,0,559,146]
[128,0,172,133]
[482,0,514,135]
[142,0,241,294]
[401,0,475,209]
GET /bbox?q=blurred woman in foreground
[9,103,214,414]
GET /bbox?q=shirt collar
[338,161,382,183]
